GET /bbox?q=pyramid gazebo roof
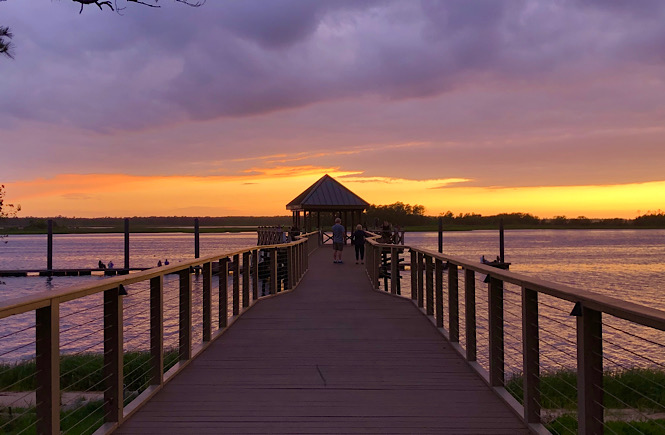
[286,174,369,211]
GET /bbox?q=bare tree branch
[72,0,114,14]
[0,26,14,59]
[1,0,206,59]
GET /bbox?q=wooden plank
[179,270,192,361]
[417,252,424,308]
[390,247,399,295]
[435,259,443,328]
[270,249,277,295]
[115,246,529,434]
[448,263,459,343]
[218,258,229,328]
[425,255,433,315]
[150,276,164,386]
[410,250,417,300]
[465,268,477,362]
[233,254,240,315]
[35,303,60,434]
[104,286,123,423]
[577,305,603,434]
[488,277,504,387]
[202,262,212,342]
[522,286,540,424]
[242,252,250,308]
[252,250,259,301]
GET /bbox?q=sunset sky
[2,1,664,218]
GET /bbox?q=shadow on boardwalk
[116,246,529,434]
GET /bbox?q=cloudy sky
[1,0,664,218]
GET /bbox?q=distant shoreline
[2,224,664,235]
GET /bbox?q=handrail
[0,230,320,434]
[364,238,665,434]
[415,247,665,331]
[0,233,318,320]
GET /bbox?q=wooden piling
[47,219,53,270]
[124,218,130,270]
[438,216,443,253]
[194,218,200,259]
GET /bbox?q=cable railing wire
[602,339,665,371]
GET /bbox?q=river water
[1,230,664,373]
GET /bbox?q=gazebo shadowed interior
[286,174,369,235]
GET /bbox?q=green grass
[0,401,105,435]
[506,368,665,410]
[548,414,665,434]
[1,350,181,392]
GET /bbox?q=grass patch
[506,368,665,410]
[1,350,180,392]
[0,401,105,435]
[548,414,665,434]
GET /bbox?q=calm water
[0,232,257,298]
[407,229,665,309]
[1,230,664,372]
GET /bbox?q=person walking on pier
[351,224,366,264]
[332,217,345,264]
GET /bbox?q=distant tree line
[2,205,665,233]
[364,203,665,229]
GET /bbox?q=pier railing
[365,239,665,434]
[0,231,319,434]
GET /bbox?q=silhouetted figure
[98,260,106,269]
[164,259,169,265]
[381,221,392,243]
[108,261,114,269]
[157,260,162,267]
[332,218,345,263]
[351,224,366,264]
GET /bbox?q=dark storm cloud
[2,0,665,131]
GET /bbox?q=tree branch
[0,26,14,59]
[72,0,114,14]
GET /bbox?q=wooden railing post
[150,276,164,385]
[252,250,259,300]
[391,247,399,295]
[522,287,540,424]
[425,255,434,315]
[179,269,192,361]
[373,245,380,289]
[287,245,294,290]
[410,250,417,300]
[104,286,124,423]
[488,276,504,387]
[270,248,277,295]
[435,259,443,328]
[448,263,459,343]
[232,254,240,315]
[365,242,371,281]
[417,252,424,308]
[218,258,228,328]
[242,252,250,307]
[577,305,604,434]
[35,303,60,434]
[465,269,476,362]
[202,262,212,342]
[296,243,302,281]
[47,219,53,271]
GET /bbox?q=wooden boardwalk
[115,247,530,434]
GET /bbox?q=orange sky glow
[8,169,664,219]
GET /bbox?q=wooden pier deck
[115,246,530,434]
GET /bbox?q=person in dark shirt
[351,224,366,264]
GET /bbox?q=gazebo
[286,174,369,234]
